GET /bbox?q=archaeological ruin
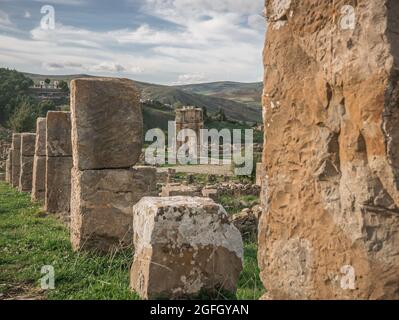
[69,78,156,252]
[19,133,36,192]
[45,111,72,217]
[11,133,21,188]
[32,118,46,202]
[130,196,243,299]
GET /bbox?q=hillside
[176,81,263,109]
[23,73,262,124]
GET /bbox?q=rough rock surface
[70,167,157,252]
[46,112,72,157]
[130,196,243,299]
[19,156,34,192]
[5,150,12,183]
[45,157,72,215]
[34,118,46,157]
[70,78,143,170]
[161,183,202,197]
[32,118,47,202]
[258,0,399,299]
[231,206,262,240]
[32,156,46,202]
[18,133,36,192]
[11,134,21,188]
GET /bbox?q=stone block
[32,156,46,202]
[5,150,12,183]
[46,111,72,157]
[19,155,34,192]
[70,78,143,170]
[70,166,157,252]
[130,196,243,299]
[161,184,202,197]
[35,117,46,156]
[20,133,36,156]
[45,156,72,215]
[11,134,21,188]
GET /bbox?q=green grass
[0,182,264,300]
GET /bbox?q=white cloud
[24,11,31,19]
[0,0,265,84]
[0,10,12,26]
[173,73,207,85]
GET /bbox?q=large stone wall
[258,0,399,299]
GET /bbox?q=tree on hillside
[8,98,37,133]
[0,68,33,125]
[59,80,69,93]
[45,78,51,85]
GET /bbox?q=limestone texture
[35,118,46,156]
[45,156,72,215]
[46,112,72,157]
[32,118,47,202]
[32,156,46,202]
[70,167,157,252]
[5,150,12,183]
[130,196,243,299]
[70,78,143,170]
[258,0,399,299]
[11,134,21,188]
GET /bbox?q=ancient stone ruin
[70,78,156,252]
[19,133,36,192]
[258,0,399,299]
[130,196,243,299]
[175,106,204,151]
[32,118,47,202]
[11,133,21,188]
[5,149,12,183]
[45,111,72,217]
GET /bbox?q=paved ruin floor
[158,164,233,176]
[0,182,264,300]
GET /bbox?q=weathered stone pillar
[11,133,21,188]
[258,0,399,299]
[5,149,12,183]
[45,112,72,217]
[19,133,36,192]
[70,78,156,252]
[130,196,243,299]
[32,118,46,202]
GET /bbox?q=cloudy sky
[0,0,265,85]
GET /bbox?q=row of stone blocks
[3,77,244,299]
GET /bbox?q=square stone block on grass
[70,78,143,170]
[130,196,244,300]
[70,166,157,252]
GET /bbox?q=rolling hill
[23,73,262,123]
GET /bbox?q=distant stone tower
[175,106,204,153]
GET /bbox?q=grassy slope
[0,182,264,300]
